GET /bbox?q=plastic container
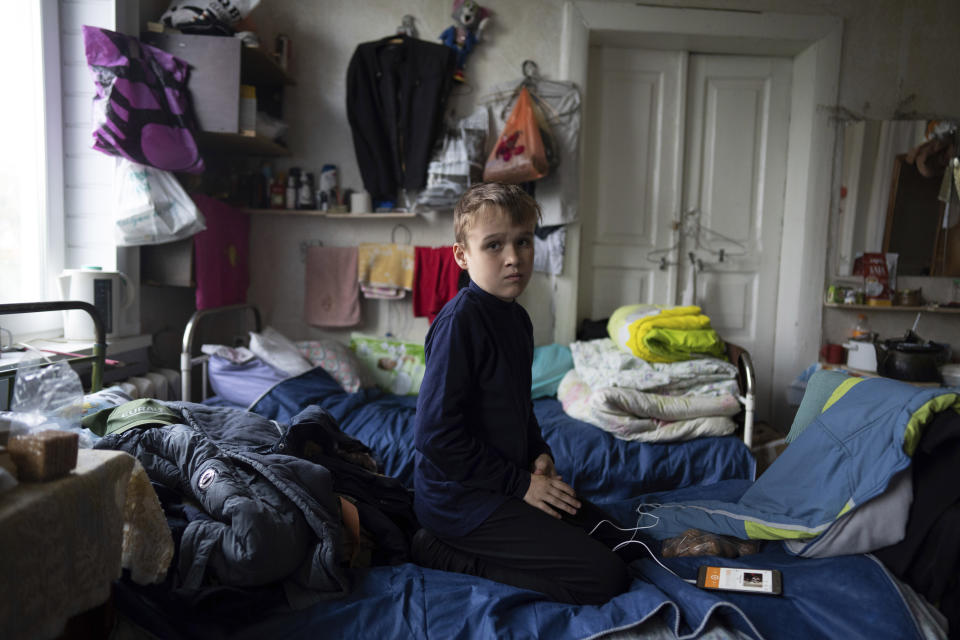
[844,340,877,372]
[940,364,960,388]
[849,314,871,340]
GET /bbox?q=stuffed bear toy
[439,0,491,82]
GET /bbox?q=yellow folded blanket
[607,304,725,362]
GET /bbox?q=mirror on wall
[834,119,960,277]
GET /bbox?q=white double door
[579,47,792,420]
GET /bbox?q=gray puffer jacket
[96,402,410,604]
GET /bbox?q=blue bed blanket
[115,480,934,640]
[249,366,756,498]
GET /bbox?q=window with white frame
[0,0,64,338]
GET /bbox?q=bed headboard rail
[180,304,262,403]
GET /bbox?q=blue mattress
[114,479,931,640]
[117,367,933,639]
[249,366,756,500]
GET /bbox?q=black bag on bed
[280,406,419,566]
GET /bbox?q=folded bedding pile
[559,337,740,442]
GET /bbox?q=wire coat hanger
[391,223,412,245]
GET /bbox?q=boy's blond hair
[453,183,541,245]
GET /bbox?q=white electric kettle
[58,267,136,340]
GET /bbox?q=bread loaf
[7,430,79,481]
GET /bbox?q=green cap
[81,398,182,437]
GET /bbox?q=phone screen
[699,566,781,595]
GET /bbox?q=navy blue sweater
[413,281,553,538]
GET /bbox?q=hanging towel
[360,284,405,300]
[192,194,250,310]
[304,246,361,327]
[413,246,462,322]
[357,243,415,298]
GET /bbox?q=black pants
[412,497,631,605]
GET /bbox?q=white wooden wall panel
[696,272,756,338]
[596,69,655,244]
[59,1,114,35]
[580,47,684,319]
[59,0,117,272]
[64,185,112,216]
[590,267,651,320]
[683,55,792,419]
[702,81,763,242]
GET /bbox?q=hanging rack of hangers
[646,208,749,271]
[481,60,581,121]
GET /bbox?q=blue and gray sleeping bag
[644,372,960,557]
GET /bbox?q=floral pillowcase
[296,339,374,393]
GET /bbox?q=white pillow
[248,326,313,376]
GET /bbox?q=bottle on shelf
[849,314,871,340]
[239,85,257,137]
[260,162,274,208]
[270,172,286,209]
[298,172,315,209]
[285,167,300,210]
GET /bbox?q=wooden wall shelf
[824,302,960,314]
[196,132,290,157]
[240,46,296,86]
[243,209,419,219]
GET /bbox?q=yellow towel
[357,243,415,291]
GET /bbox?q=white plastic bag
[7,351,94,448]
[161,0,261,28]
[113,159,206,246]
[416,107,488,210]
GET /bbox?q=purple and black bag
[82,26,204,174]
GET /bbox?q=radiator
[107,368,181,402]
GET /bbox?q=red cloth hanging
[413,246,462,323]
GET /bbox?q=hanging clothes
[346,35,456,203]
[482,78,582,226]
[192,194,249,311]
[304,246,361,327]
[533,224,566,276]
[358,243,415,300]
[413,246,462,322]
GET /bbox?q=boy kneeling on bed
[411,182,631,605]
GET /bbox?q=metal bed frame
[177,303,757,448]
[725,343,756,448]
[0,301,107,407]
[180,303,262,403]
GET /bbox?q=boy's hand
[523,473,581,519]
[531,453,558,477]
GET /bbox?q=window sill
[0,334,152,373]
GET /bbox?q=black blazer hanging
[346,35,456,203]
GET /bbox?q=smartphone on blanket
[696,566,782,596]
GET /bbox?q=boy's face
[453,205,535,302]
